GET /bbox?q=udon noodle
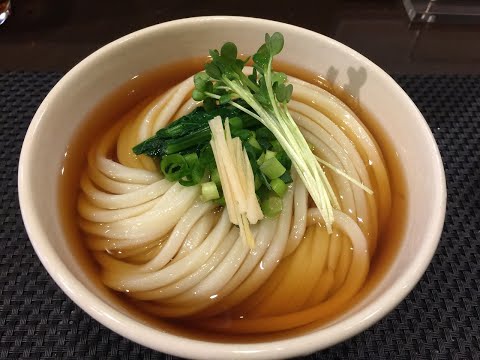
[76,68,391,334]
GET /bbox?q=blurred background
[0,0,479,73]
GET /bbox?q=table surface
[1,1,480,359]
[1,0,480,74]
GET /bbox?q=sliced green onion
[160,154,189,181]
[270,178,287,197]
[254,175,262,190]
[210,167,221,186]
[179,176,195,186]
[257,152,266,166]
[248,136,262,151]
[260,157,286,180]
[261,195,283,218]
[192,162,206,184]
[228,117,243,130]
[201,181,220,201]
[184,152,199,168]
[264,150,276,161]
[260,172,272,190]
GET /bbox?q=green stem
[205,92,221,99]
[223,73,336,231]
[236,69,260,93]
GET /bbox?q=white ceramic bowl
[18,16,446,359]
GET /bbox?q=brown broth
[58,58,407,343]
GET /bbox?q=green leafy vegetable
[132,97,293,214]
[133,101,254,157]
[193,32,339,231]
[133,33,348,223]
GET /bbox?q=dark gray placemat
[0,72,479,359]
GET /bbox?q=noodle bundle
[77,70,391,334]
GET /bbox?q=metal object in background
[0,0,11,25]
[403,0,480,24]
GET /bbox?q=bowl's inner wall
[24,18,443,338]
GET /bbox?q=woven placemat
[0,72,479,359]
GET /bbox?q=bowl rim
[18,15,447,359]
